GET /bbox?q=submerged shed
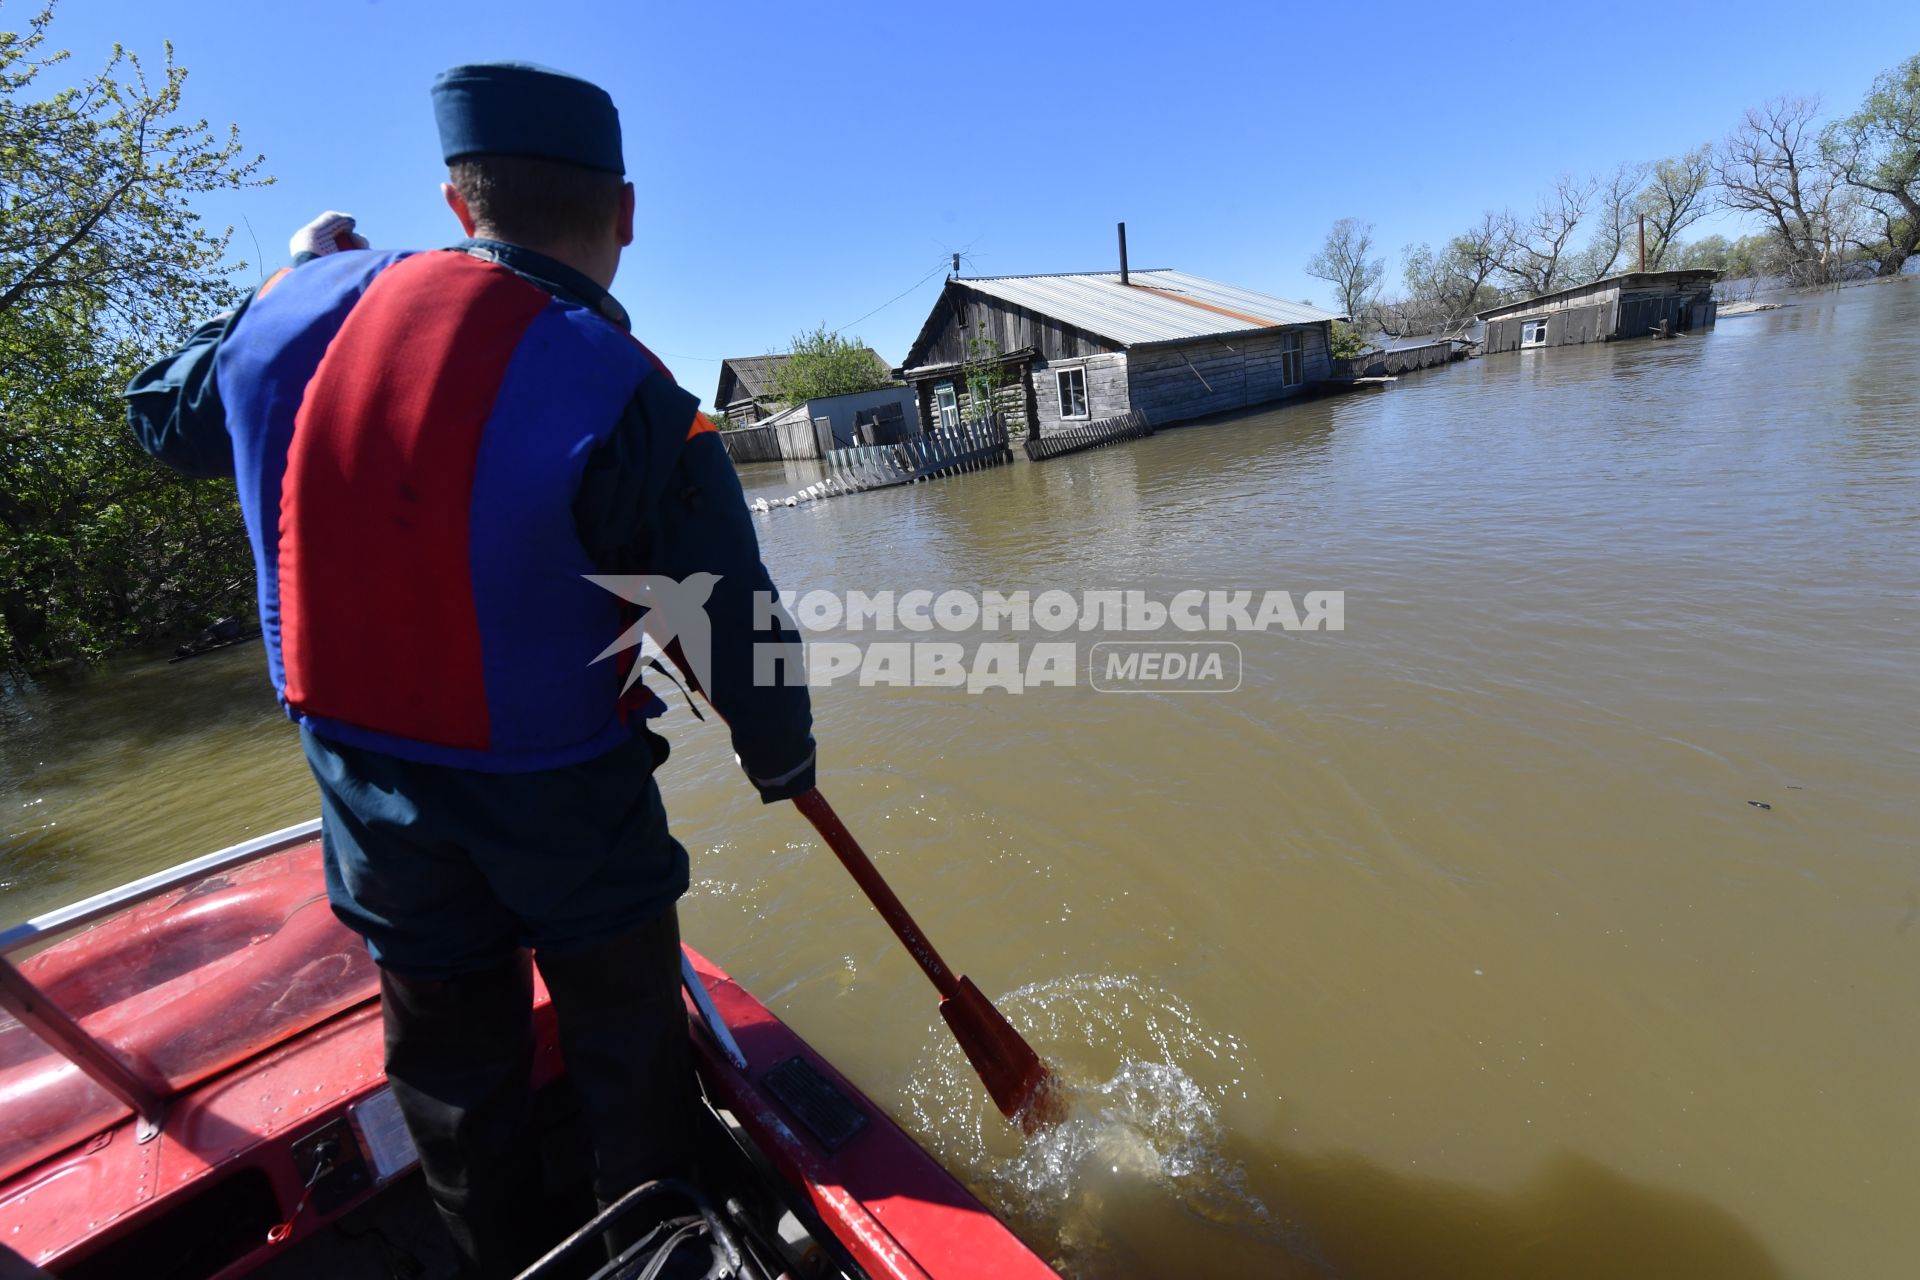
[1478,270,1720,354]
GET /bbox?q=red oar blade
[793,789,1067,1133]
[941,975,1067,1133]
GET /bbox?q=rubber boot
[534,907,696,1260]
[380,952,547,1280]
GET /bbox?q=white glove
[289,211,369,258]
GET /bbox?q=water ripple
[903,974,1290,1275]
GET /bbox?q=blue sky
[40,1,1916,406]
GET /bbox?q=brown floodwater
[4,280,1917,1279]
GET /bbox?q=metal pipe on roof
[1118,222,1129,287]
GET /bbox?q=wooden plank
[1023,409,1153,462]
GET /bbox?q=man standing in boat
[125,63,815,1277]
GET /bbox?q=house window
[1280,332,1304,387]
[1056,367,1089,419]
[933,382,959,429]
[1521,318,1549,348]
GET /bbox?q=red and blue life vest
[216,248,657,771]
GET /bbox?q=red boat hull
[0,835,1056,1278]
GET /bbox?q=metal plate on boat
[349,1087,418,1182]
[761,1056,868,1153]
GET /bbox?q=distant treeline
[1305,53,1920,337]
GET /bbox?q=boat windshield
[0,839,377,1180]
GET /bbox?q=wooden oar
[792,788,1065,1132]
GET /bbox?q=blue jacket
[126,241,815,956]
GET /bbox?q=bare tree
[1636,146,1714,269]
[1498,174,1597,297]
[1452,211,1512,317]
[1397,211,1512,335]
[1822,54,1920,276]
[1715,97,1849,285]
[1571,162,1650,281]
[1304,218,1385,322]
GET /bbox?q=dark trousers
[380,906,695,1279]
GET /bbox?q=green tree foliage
[1,4,268,672]
[1327,320,1372,359]
[768,325,890,404]
[959,334,1014,432]
[1722,234,1786,281]
[1823,53,1920,276]
[1671,234,1731,271]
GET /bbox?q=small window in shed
[1056,367,1089,419]
[1280,331,1304,387]
[1521,318,1549,348]
[933,382,959,429]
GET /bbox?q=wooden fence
[825,416,1012,493]
[1330,341,1459,380]
[719,423,782,463]
[1022,410,1153,462]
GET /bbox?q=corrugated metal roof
[957,269,1341,346]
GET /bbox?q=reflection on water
[6,280,1920,1277]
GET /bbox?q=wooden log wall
[1125,324,1330,426]
[956,382,1031,437]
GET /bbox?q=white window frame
[1279,331,1304,388]
[933,381,959,429]
[1055,366,1090,420]
[1521,318,1549,348]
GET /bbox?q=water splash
[902,974,1285,1275]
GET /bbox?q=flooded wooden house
[712,348,894,426]
[896,231,1340,436]
[1478,269,1720,354]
